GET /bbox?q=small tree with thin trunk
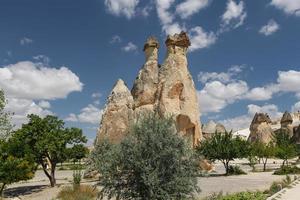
[197,131,248,175]
[251,141,276,171]
[274,130,298,167]
[13,114,87,187]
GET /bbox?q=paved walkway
[267,178,300,200]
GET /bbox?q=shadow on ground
[4,185,48,198]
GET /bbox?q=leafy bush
[91,114,200,200]
[73,170,82,187]
[227,165,247,175]
[266,175,292,196]
[273,165,300,175]
[57,185,98,200]
[202,191,266,200]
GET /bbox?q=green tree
[13,114,87,187]
[274,130,298,167]
[197,131,248,175]
[251,141,276,171]
[67,144,89,164]
[0,90,13,140]
[91,114,200,200]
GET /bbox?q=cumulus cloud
[65,104,103,124]
[104,0,139,19]
[0,61,83,100]
[259,19,280,36]
[271,0,300,16]
[5,98,53,127]
[292,101,300,112]
[221,0,247,29]
[189,26,217,51]
[20,37,33,45]
[38,100,51,109]
[176,0,211,19]
[220,104,282,131]
[122,42,138,52]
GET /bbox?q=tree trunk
[0,183,6,197]
[263,158,268,171]
[223,161,230,175]
[49,164,56,187]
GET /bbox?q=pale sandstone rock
[157,32,202,146]
[248,113,274,143]
[280,111,294,137]
[131,37,159,116]
[95,79,134,144]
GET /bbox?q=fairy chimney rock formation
[248,113,274,143]
[96,79,134,144]
[96,32,202,147]
[279,111,294,137]
[131,37,159,113]
[158,32,202,146]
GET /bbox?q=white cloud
[271,0,300,16]
[38,100,51,109]
[259,19,280,36]
[0,61,83,100]
[176,0,210,19]
[189,26,217,51]
[110,35,122,44]
[92,92,102,99]
[5,98,53,127]
[220,104,282,131]
[163,23,184,35]
[65,104,103,124]
[20,37,33,45]
[221,0,247,29]
[198,65,244,83]
[244,86,276,101]
[292,101,300,112]
[198,80,248,114]
[122,42,138,52]
[277,70,300,93]
[104,0,139,19]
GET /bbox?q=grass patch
[202,191,267,200]
[57,185,98,200]
[273,166,300,175]
[264,175,294,196]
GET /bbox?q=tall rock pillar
[131,37,159,115]
[157,32,202,146]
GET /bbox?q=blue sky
[0,0,300,143]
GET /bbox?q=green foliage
[12,114,87,187]
[197,131,249,175]
[67,144,89,163]
[274,130,298,166]
[0,90,13,140]
[73,170,82,187]
[273,165,300,175]
[57,185,98,200]
[91,114,200,200]
[250,141,276,171]
[0,139,35,195]
[227,165,247,175]
[202,192,266,200]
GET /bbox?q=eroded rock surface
[95,79,134,144]
[248,113,274,143]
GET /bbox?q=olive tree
[91,114,200,200]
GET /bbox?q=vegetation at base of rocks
[197,131,249,175]
[274,130,298,167]
[273,165,300,175]
[0,90,35,196]
[227,165,247,175]
[12,114,87,187]
[57,185,98,200]
[265,175,293,196]
[202,191,267,200]
[90,114,200,200]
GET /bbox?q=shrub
[227,165,247,175]
[91,114,200,200]
[273,165,300,175]
[267,175,292,196]
[202,191,266,200]
[57,185,98,200]
[73,170,82,188]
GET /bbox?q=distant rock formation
[95,79,134,144]
[96,32,202,147]
[278,111,294,137]
[202,120,226,139]
[248,113,274,143]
